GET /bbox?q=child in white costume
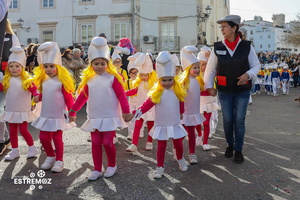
[133,51,188,179]
[179,46,206,164]
[125,52,142,140]
[69,37,133,181]
[0,46,39,160]
[125,53,157,153]
[112,49,129,81]
[32,42,76,173]
[195,47,219,151]
[280,65,290,95]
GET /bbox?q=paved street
[0,86,299,200]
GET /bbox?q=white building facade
[241,15,300,54]
[7,0,228,53]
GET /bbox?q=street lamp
[17,18,31,32]
[197,5,212,45]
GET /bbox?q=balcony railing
[154,36,180,52]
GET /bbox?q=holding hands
[122,113,134,122]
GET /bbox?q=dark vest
[2,33,12,62]
[214,40,251,93]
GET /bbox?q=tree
[283,14,300,46]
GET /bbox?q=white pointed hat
[134,53,153,73]
[180,46,199,70]
[8,46,26,68]
[37,42,62,66]
[88,37,110,62]
[156,51,176,78]
[111,49,122,62]
[127,52,141,72]
[197,46,211,62]
[171,54,180,66]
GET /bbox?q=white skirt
[0,111,37,123]
[182,113,206,126]
[200,102,220,113]
[80,117,127,132]
[31,117,76,131]
[149,124,187,140]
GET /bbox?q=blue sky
[230,0,300,22]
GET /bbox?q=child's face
[113,59,122,68]
[189,62,200,77]
[44,63,58,77]
[199,60,207,72]
[140,73,149,81]
[160,76,174,89]
[92,58,108,75]
[175,66,182,75]
[8,62,22,77]
[129,69,138,79]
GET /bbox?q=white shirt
[204,38,260,89]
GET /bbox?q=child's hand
[180,114,183,120]
[207,88,217,96]
[69,115,77,123]
[122,113,134,122]
[33,95,40,103]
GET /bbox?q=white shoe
[104,166,117,178]
[189,154,198,164]
[177,158,188,171]
[27,145,38,158]
[196,136,203,146]
[154,167,164,179]
[113,137,119,144]
[41,157,56,170]
[51,161,64,173]
[203,144,211,151]
[4,148,20,161]
[126,144,137,153]
[127,134,132,140]
[145,142,153,151]
[139,131,144,138]
[88,171,102,181]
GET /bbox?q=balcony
[154,36,180,53]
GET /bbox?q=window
[224,0,227,7]
[114,23,128,42]
[268,44,271,48]
[81,24,93,44]
[38,22,57,43]
[43,31,53,42]
[110,16,131,42]
[112,0,130,3]
[43,0,54,8]
[260,44,262,48]
[250,30,253,35]
[79,0,94,5]
[158,18,178,51]
[260,35,262,39]
[268,35,271,38]
[9,0,18,9]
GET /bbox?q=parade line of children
[1,37,220,180]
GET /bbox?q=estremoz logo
[13,170,52,190]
